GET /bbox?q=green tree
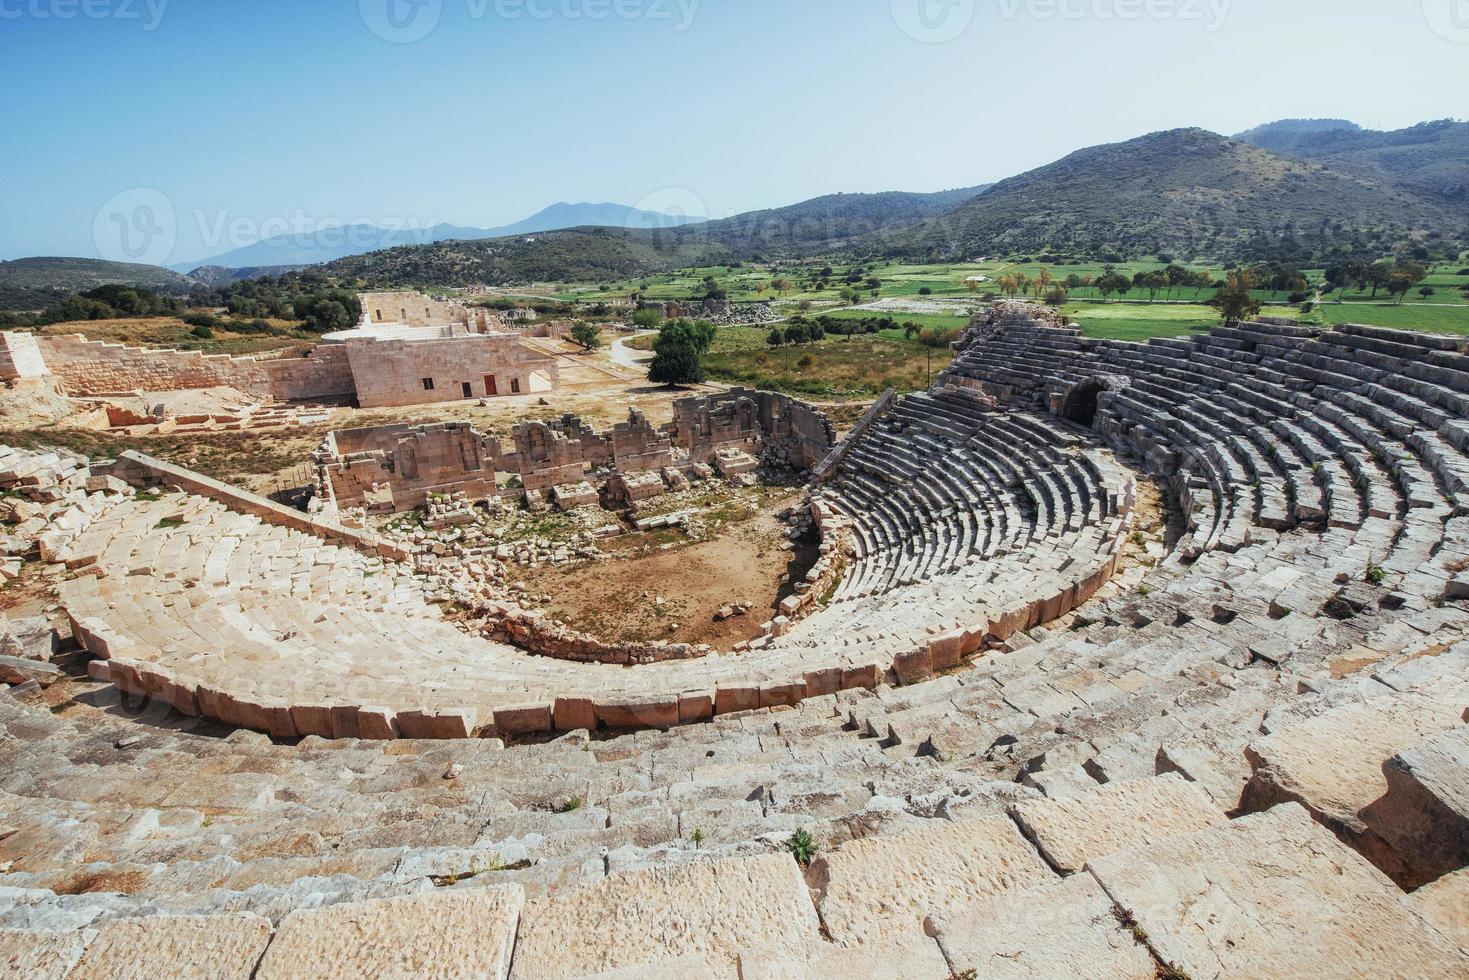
[631,307,663,329]
[1210,270,1263,326]
[570,322,602,351]
[648,320,707,386]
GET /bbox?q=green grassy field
[703,333,951,398]
[539,253,1469,346]
[1305,303,1469,334]
[816,308,972,334]
[1061,303,1218,341]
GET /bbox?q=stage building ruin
[313,388,836,513]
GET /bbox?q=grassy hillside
[0,257,200,311]
[890,129,1461,263]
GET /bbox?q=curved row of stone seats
[4,707,1463,979]
[23,547,1452,926]
[946,312,1467,582]
[49,446,1132,741]
[821,398,1127,600]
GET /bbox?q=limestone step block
[1410,868,1469,955]
[808,816,1052,947]
[1088,803,1467,979]
[0,928,93,980]
[1008,774,1227,875]
[509,853,820,979]
[255,885,523,980]
[1372,726,1469,886]
[69,913,272,980]
[0,656,62,687]
[923,875,1156,980]
[738,935,950,979]
[1241,693,1466,886]
[580,954,731,979]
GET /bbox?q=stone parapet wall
[27,333,356,402]
[35,334,275,397]
[0,331,50,380]
[812,389,896,481]
[106,450,409,561]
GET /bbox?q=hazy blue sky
[2,0,1465,263]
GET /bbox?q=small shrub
[690,828,705,847]
[785,829,817,865]
[556,796,583,813]
[1366,561,1386,585]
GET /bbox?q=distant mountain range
[5,118,1465,310]
[170,202,706,273]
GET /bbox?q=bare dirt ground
[517,489,817,650]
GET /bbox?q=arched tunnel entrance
[1060,379,1106,428]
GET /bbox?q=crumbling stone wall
[318,391,836,514]
[316,423,504,513]
[513,416,611,492]
[671,389,834,470]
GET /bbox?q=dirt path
[610,331,656,373]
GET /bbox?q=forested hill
[1235,118,1469,210]
[887,128,1462,263]
[0,257,202,311]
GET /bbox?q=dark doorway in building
[461,382,473,399]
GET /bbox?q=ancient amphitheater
[1,302,1467,977]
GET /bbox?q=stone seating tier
[3,308,1468,975]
